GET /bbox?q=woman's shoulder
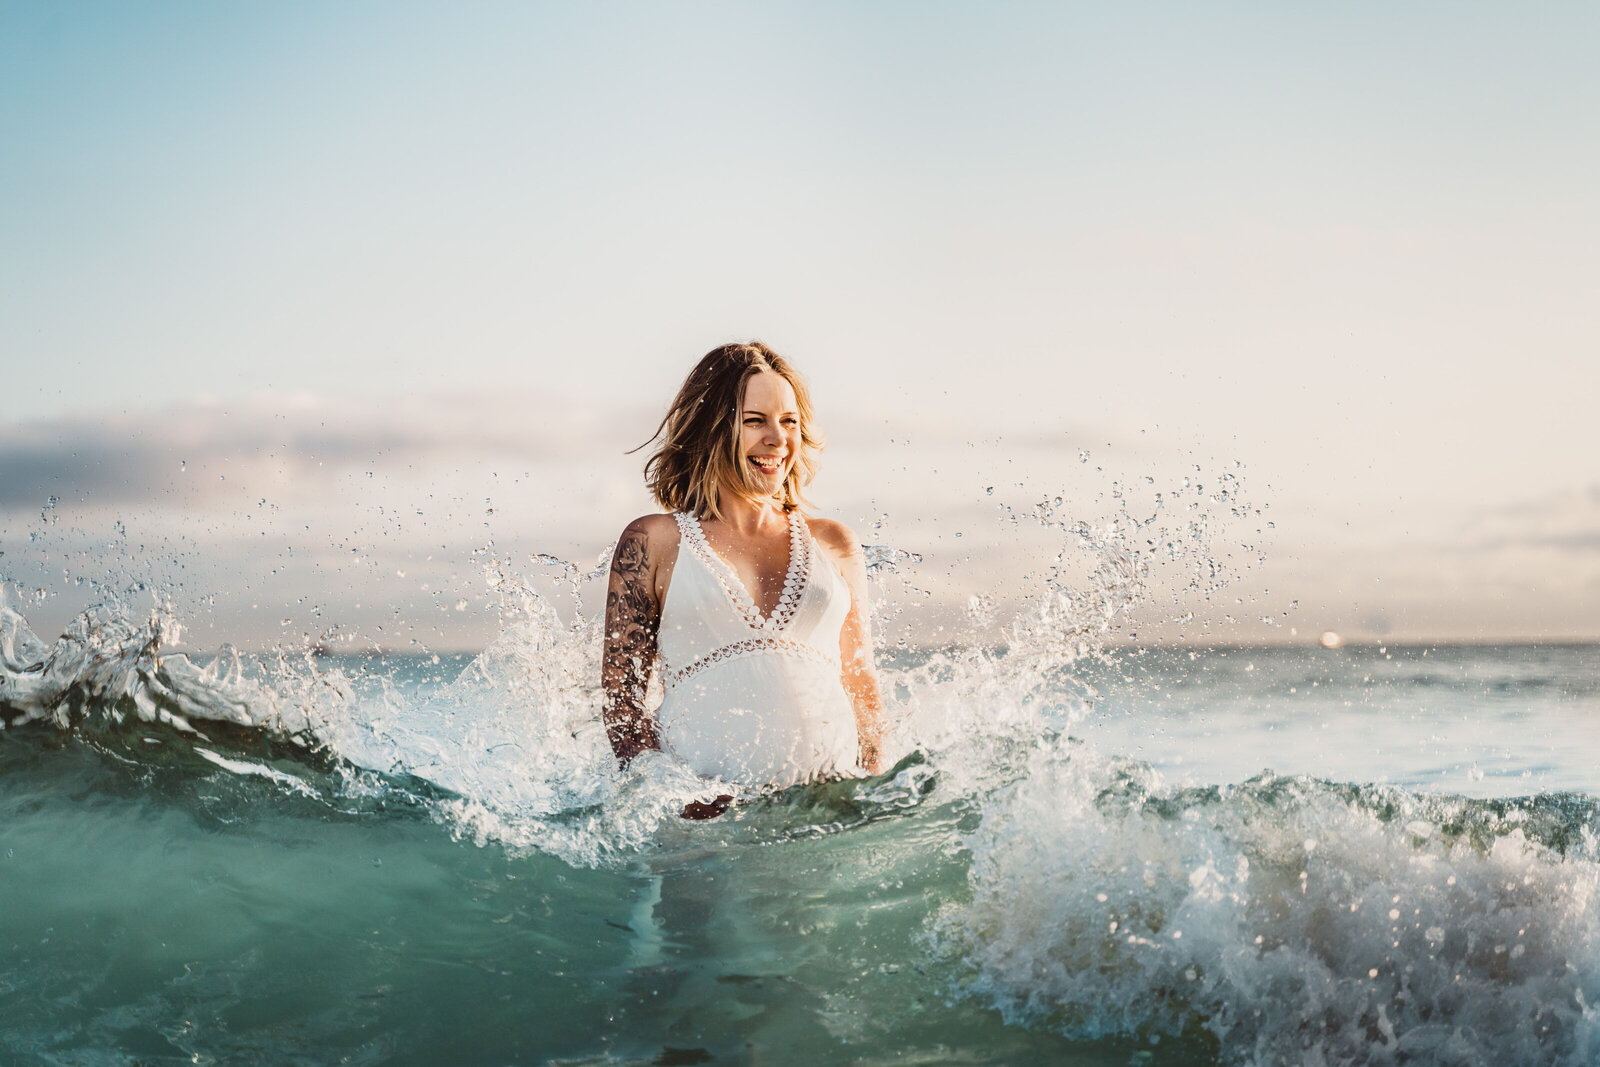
[615,513,682,558]
[803,514,862,560]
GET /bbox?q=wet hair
[640,341,822,520]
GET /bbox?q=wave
[4,480,1598,1064]
[938,742,1600,1065]
[0,595,323,739]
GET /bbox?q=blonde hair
[641,341,822,520]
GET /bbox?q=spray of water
[6,465,1598,1063]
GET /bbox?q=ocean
[1,559,1597,1065]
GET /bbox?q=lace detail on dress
[675,510,809,633]
[662,636,841,690]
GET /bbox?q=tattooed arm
[601,516,668,765]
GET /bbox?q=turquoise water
[3,607,1597,1065]
[3,733,1089,1064]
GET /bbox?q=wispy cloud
[1456,483,1600,555]
[2,391,1592,648]
[0,390,660,509]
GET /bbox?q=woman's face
[738,370,801,497]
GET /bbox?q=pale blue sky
[3,2,1597,644]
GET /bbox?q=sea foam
[939,737,1600,1065]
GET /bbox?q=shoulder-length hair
[640,341,823,520]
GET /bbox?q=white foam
[194,746,318,798]
[936,737,1600,1065]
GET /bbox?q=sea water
[1,519,1597,1064]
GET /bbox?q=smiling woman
[600,342,885,815]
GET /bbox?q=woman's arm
[601,518,663,765]
[813,520,887,775]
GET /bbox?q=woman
[600,342,885,812]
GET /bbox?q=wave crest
[938,741,1600,1065]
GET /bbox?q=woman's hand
[680,794,734,820]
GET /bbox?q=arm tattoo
[601,524,662,765]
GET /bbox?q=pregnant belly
[657,653,858,789]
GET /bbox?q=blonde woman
[601,342,885,815]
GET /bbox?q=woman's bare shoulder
[616,513,680,550]
[804,515,862,560]
[619,512,678,537]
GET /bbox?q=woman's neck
[712,492,786,536]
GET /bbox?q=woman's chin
[745,471,787,494]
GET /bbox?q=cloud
[0,387,1155,527]
[1456,483,1600,555]
[4,390,1589,648]
[0,390,662,510]
[2,388,1259,649]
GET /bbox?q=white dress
[655,510,861,789]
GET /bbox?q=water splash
[2,470,1598,1063]
[934,741,1600,1064]
[0,589,290,737]
[0,465,1264,853]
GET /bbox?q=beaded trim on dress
[662,636,841,690]
[673,510,809,633]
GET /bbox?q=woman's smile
[748,454,785,474]
[740,370,801,493]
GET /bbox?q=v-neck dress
[655,510,859,788]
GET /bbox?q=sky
[2,1,1597,650]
